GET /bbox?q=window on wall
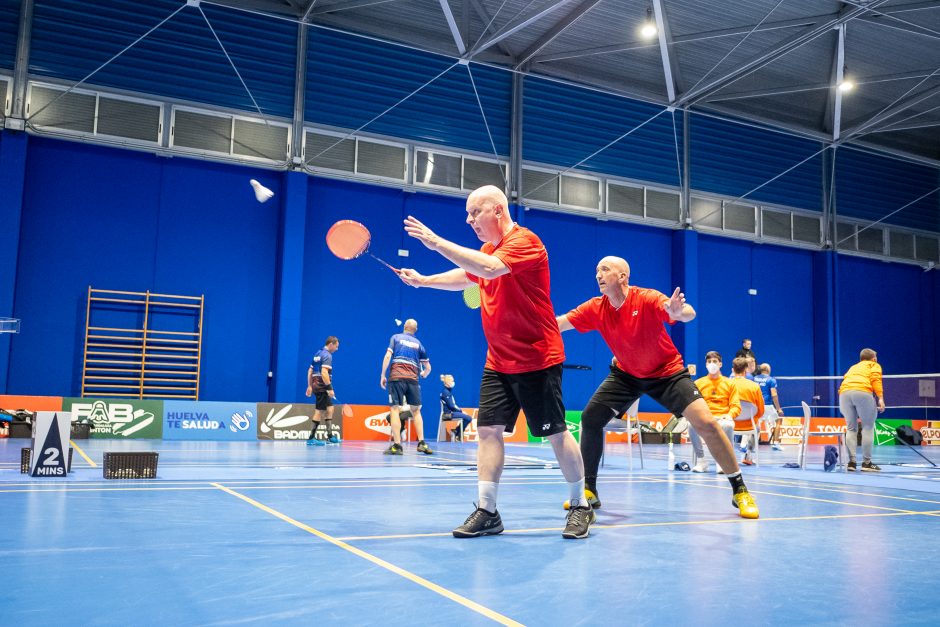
[26,82,162,145]
[304,128,407,183]
[833,216,938,265]
[606,181,680,224]
[172,107,290,164]
[0,76,9,118]
[915,235,939,264]
[691,196,722,229]
[413,149,506,192]
[522,167,560,205]
[522,166,603,212]
[560,174,600,210]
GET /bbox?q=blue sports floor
[2,438,939,626]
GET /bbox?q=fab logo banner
[66,398,164,439]
[163,401,257,441]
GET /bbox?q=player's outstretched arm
[399,267,474,291]
[556,314,575,332]
[404,216,508,279]
[664,287,696,322]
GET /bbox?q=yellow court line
[747,477,940,506]
[211,482,524,627]
[69,440,98,468]
[336,509,940,541]
[654,477,924,514]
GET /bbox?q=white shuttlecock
[394,319,402,326]
[249,179,274,203]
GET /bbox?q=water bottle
[667,439,675,470]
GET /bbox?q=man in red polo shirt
[557,256,759,519]
[399,185,594,539]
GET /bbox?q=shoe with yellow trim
[563,488,601,510]
[732,489,760,519]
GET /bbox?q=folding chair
[735,401,760,466]
[798,400,845,471]
[436,400,467,443]
[601,399,644,469]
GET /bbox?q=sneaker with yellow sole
[732,490,760,519]
[563,488,601,510]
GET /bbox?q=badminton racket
[462,284,481,309]
[326,220,399,274]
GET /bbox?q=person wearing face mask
[839,348,886,472]
[440,374,473,441]
[557,258,759,519]
[689,352,741,474]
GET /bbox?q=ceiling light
[640,7,657,38]
[838,65,854,93]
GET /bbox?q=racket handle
[370,253,400,274]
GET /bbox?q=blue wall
[5,134,939,410]
[8,136,279,399]
[0,0,18,71]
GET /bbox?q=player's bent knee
[582,401,616,431]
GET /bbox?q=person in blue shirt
[380,319,433,455]
[305,336,340,445]
[441,374,473,441]
[754,362,785,451]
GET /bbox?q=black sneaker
[847,460,857,472]
[383,443,403,455]
[451,429,461,442]
[417,440,433,455]
[562,505,596,539]
[453,507,503,538]
[861,461,881,472]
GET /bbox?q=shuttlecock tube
[250,179,274,203]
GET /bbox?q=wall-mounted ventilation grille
[0,76,9,118]
[27,82,161,144]
[172,107,289,163]
[304,129,407,182]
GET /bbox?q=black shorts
[590,366,700,416]
[388,379,422,407]
[314,390,333,411]
[477,364,566,438]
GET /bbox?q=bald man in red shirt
[400,185,594,539]
[557,256,759,519]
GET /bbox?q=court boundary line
[68,440,97,467]
[334,509,940,541]
[211,482,524,627]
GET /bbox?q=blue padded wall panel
[307,29,511,156]
[836,255,933,375]
[30,0,295,117]
[11,138,162,395]
[690,113,823,211]
[0,0,18,71]
[525,209,674,411]
[9,137,278,400]
[524,78,682,187]
[835,147,940,232]
[300,178,488,406]
[152,160,279,401]
[696,235,815,384]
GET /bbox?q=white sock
[568,478,586,508]
[478,481,498,513]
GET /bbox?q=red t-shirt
[467,225,565,374]
[566,286,684,379]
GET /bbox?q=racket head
[462,284,481,309]
[326,220,372,260]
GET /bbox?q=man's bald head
[598,256,630,278]
[467,185,507,209]
[404,318,418,333]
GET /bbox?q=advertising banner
[163,401,257,441]
[528,410,583,443]
[256,403,342,441]
[0,395,63,412]
[66,398,163,439]
[340,405,409,441]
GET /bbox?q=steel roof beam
[675,0,891,107]
[467,0,514,58]
[652,0,679,103]
[513,0,605,69]
[469,0,574,58]
[706,69,940,103]
[843,83,940,140]
[438,0,466,55]
[824,23,847,141]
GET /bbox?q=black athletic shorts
[388,379,422,407]
[591,366,701,416]
[477,364,566,438]
[314,390,333,411]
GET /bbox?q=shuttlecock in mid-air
[394,319,402,326]
[250,179,274,203]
